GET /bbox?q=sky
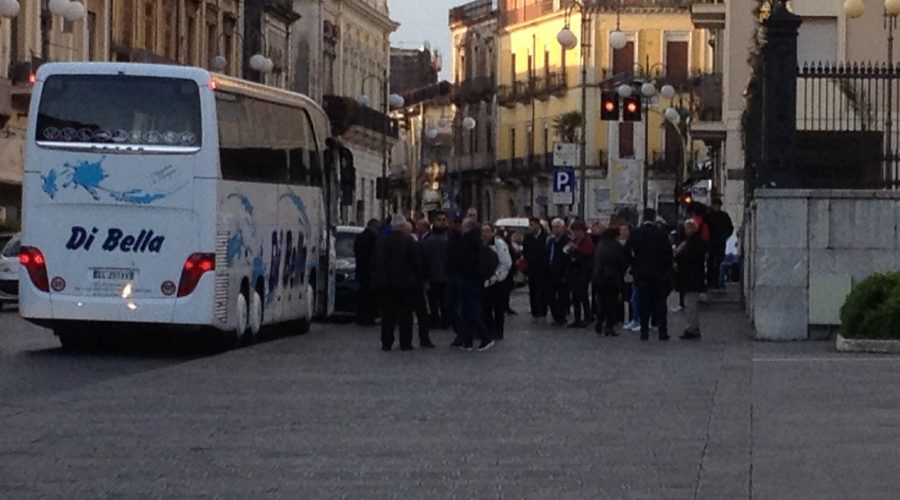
[389,0,458,81]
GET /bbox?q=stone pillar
[760,1,801,189]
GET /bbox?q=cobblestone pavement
[1,293,899,499]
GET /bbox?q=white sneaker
[628,323,642,332]
[670,306,683,313]
[623,321,637,330]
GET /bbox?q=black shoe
[462,343,474,351]
[680,331,702,340]
[400,345,415,351]
[420,340,436,349]
[659,334,670,341]
[640,333,649,341]
[450,338,464,348]
[381,345,392,352]
[568,322,586,329]
[477,340,495,352]
[506,308,518,315]
[552,321,567,327]
[605,328,618,337]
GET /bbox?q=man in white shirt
[482,223,512,339]
[718,232,741,285]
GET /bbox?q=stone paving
[0,293,899,499]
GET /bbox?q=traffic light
[622,97,642,122]
[600,92,620,121]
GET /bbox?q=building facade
[494,0,712,222]
[448,0,498,220]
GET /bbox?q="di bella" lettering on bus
[66,226,165,253]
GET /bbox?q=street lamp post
[558,0,628,221]
[359,72,405,219]
[844,0,899,182]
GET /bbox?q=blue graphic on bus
[41,157,183,204]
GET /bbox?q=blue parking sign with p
[552,168,575,205]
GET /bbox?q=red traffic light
[622,97,641,121]
[600,92,620,121]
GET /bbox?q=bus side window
[217,92,291,183]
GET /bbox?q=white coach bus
[20,63,341,349]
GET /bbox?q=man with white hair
[546,218,572,326]
[675,217,708,340]
[371,214,421,351]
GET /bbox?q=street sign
[552,167,575,205]
[553,143,578,167]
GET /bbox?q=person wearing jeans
[675,219,708,340]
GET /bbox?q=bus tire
[248,289,263,340]
[230,290,249,349]
[298,283,315,334]
[56,329,90,352]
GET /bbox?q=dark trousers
[381,289,415,348]
[414,287,432,344]
[528,274,549,318]
[459,279,490,345]
[594,280,620,332]
[356,280,377,325]
[548,281,571,325]
[571,275,591,324]
[482,284,506,339]
[707,245,726,289]
[637,282,668,338]
[426,282,448,328]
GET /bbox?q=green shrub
[840,272,900,339]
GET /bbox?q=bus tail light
[19,246,49,292]
[177,253,215,297]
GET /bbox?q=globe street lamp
[557,0,592,220]
[844,0,899,177]
[0,0,19,18]
[211,31,274,76]
[359,72,405,218]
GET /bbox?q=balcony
[689,72,725,141]
[454,76,496,105]
[449,0,494,26]
[497,85,518,108]
[533,71,568,100]
[690,0,725,30]
[323,95,399,140]
[500,0,554,27]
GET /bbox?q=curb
[836,334,900,354]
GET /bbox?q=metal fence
[796,62,900,189]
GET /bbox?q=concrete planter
[836,334,900,354]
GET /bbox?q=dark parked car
[334,225,363,314]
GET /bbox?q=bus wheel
[56,329,90,352]
[248,289,263,341]
[231,291,249,348]
[298,283,315,334]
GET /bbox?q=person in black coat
[546,218,572,326]
[624,209,674,341]
[593,226,627,336]
[705,198,734,289]
[353,218,380,325]
[675,218,708,339]
[523,217,549,320]
[372,215,421,351]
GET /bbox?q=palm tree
[552,111,583,143]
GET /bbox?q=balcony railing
[449,0,494,25]
[690,72,723,122]
[497,85,518,108]
[454,76,496,105]
[323,95,399,138]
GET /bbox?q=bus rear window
[36,75,201,147]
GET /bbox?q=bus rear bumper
[19,277,219,329]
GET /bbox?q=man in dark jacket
[421,211,450,328]
[675,218,708,339]
[371,215,421,351]
[624,209,674,341]
[523,217,549,320]
[566,221,595,328]
[705,198,734,290]
[447,218,494,351]
[546,218,572,326]
[593,226,627,336]
[353,218,380,325]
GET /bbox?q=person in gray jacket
[482,223,512,340]
[420,211,450,329]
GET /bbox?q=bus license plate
[92,268,136,281]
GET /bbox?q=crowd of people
[354,199,737,351]
[354,208,519,352]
